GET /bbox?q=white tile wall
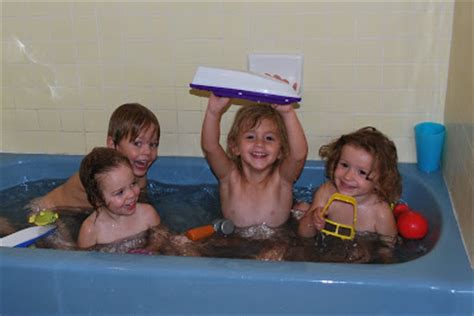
[1,2,454,162]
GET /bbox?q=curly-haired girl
[298,127,401,246]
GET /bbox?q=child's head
[107,103,160,178]
[319,126,401,202]
[80,147,139,210]
[226,105,289,169]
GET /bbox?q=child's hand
[265,73,298,91]
[311,207,326,230]
[207,93,231,115]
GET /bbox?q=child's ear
[230,142,240,156]
[106,136,115,149]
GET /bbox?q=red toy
[393,203,410,217]
[393,203,429,239]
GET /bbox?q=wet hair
[79,147,132,208]
[108,103,160,146]
[319,126,402,203]
[226,104,289,169]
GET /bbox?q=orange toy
[185,225,216,241]
[185,219,235,241]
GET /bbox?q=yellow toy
[320,193,357,241]
[28,210,59,226]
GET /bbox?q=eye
[265,135,275,141]
[339,162,349,168]
[244,134,255,140]
[149,142,159,149]
[358,169,368,176]
[134,141,142,147]
[114,190,124,197]
[130,180,138,188]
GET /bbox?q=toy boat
[190,66,302,105]
[0,224,56,248]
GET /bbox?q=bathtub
[0,153,472,315]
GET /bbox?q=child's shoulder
[137,203,160,224]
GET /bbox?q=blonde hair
[226,105,289,169]
[319,126,402,203]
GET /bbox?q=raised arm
[201,93,234,180]
[274,104,308,183]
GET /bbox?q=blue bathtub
[0,153,472,314]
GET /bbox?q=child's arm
[297,182,333,237]
[274,104,308,183]
[374,203,398,247]
[77,212,99,249]
[201,93,234,180]
[27,172,92,214]
[298,206,324,237]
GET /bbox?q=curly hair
[108,103,160,146]
[79,147,132,208]
[319,126,402,203]
[226,104,289,170]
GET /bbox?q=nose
[342,168,355,181]
[254,137,264,147]
[141,144,151,155]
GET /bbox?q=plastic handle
[185,225,216,241]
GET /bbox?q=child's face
[334,144,377,199]
[233,118,282,171]
[111,125,159,178]
[98,163,140,216]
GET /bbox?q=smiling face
[232,118,282,172]
[97,163,140,216]
[109,125,159,178]
[333,144,378,199]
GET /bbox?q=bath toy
[0,225,57,248]
[0,209,60,247]
[28,209,59,226]
[320,193,357,241]
[397,210,429,239]
[185,219,235,241]
[190,66,302,105]
[393,202,410,218]
[392,202,429,239]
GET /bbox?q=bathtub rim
[0,152,472,314]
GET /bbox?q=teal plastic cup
[414,122,446,173]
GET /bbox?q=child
[201,93,308,237]
[27,103,160,214]
[297,126,401,248]
[77,147,163,253]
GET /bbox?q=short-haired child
[28,103,160,214]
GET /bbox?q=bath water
[0,179,429,263]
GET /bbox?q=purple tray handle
[190,84,301,105]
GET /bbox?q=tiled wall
[443,0,473,268]
[2,2,453,161]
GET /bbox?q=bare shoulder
[78,212,98,248]
[314,182,336,200]
[374,200,394,220]
[137,203,161,226]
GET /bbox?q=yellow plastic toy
[320,193,357,241]
[28,210,59,226]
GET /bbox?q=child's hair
[319,126,402,203]
[79,147,132,208]
[108,103,160,145]
[226,104,289,168]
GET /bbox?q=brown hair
[79,147,132,208]
[108,103,160,145]
[226,105,289,169]
[319,126,402,202]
